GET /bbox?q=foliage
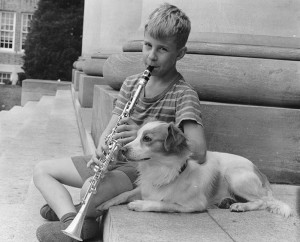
[0,85,21,111]
[22,0,84,81]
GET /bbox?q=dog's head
[122,121,190,163]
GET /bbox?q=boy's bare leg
[34,157,134,218]
[34,160,134,241]
[33,157,84,219]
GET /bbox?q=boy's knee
[79,170,133,203]
[33,162,49,184]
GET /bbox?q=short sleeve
[175,88,203,127]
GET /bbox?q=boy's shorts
[71,155,138,187]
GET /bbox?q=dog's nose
[121,147,128,156]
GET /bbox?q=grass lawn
[0,85,22,111]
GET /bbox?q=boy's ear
[176,46,187,61]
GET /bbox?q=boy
[34,3,207,241]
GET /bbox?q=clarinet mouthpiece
[147,65,154,72]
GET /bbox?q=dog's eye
[142,135,152,142]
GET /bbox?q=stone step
[0,89,85,242]
[24,100,38,108]
[0,177,45,242]
[0,95,57,205]
[0,110,8,119]
[72,87,95,155]
[42,90,83,158]
[104,206,233,242]
[0,96,55,156]
[103,185,300,242]
[0,90,82,203]
[21,79,71,106]
[0,102,37,132]
[0,204,32,242]
[0,102,39,155]
[7,105,23,113]
[0,178,82,242]
[0,103,37,124]
[18,179,81,242]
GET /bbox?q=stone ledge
[71,86,95,155]
[103,206,233,242]
[21,79,71,106]
[123,40,300,61]
[73,70,84,91]
[102,185,299,242]
[78,75,110,108]
[103,52,300,108]
[91,85,119,147]
[90,85,300,184]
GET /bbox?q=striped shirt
[112,72,203,128]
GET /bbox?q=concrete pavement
[0,90,83,241]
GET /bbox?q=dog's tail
[265,198,292,218]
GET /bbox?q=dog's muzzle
[121,147,128,156]
[121,146,151,161]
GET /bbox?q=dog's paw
[218,198,236,209]
[127,200,147,212]
[230,203,246,212]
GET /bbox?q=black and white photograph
[0,0,299,241]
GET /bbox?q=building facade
[0,0,38,84]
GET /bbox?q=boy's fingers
[117,136,135,145]
[116,125,137,136]
[119,117,132,125]
[87,158,94,167]
[116,124,130,133]
[124,118,135,125]
[113,130,135,140]
[87,148,105,168]
[95,149,103,158]
[87,157,103,168]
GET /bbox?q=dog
[98,120,292,217]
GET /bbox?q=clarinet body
[62,66,154,241]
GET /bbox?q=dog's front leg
[128,200,202,213]
[97,187,141,211]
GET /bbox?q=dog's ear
[164,123,188,153]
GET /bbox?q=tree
[22,0,84,81]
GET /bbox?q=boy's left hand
[113,117,139,145]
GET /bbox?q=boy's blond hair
[145,3,191,49]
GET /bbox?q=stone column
[82,0,143,57]
[127,0,300,44]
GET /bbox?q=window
[0,11,15,50]
[21,13,32,50]
[0,72,11,84]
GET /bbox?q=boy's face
[143,31,185,78]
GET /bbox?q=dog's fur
[99,121,292,217]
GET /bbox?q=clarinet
[62,65,154,241]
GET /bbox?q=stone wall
[77,0,300,185]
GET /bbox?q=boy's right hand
[87,143,108,168]
[113,117,139,146]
